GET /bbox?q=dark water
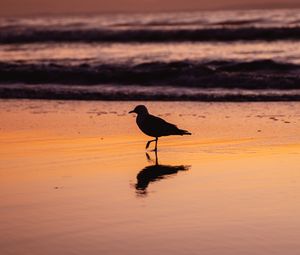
[0,9,300,101]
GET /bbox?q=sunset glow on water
[1,100,300,254]
[1,1,300,253]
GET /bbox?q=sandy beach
[1,99,300,254]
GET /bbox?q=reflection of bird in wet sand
[129,105,191,151]
[135,151,190,195]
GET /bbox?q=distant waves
[0,59,299,89]
[1,27,300,43]
[1,10,300,101]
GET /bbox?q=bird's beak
[129,110,135,114]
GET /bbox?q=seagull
[129,105,191,151]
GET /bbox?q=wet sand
[1,100,300,255]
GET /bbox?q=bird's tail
[179,129,192,135]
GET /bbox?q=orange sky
[0,0,300,16]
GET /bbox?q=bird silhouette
[129,105,191,151]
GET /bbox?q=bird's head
[129,105,149,115]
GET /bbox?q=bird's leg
[145,152,151,162]
[146,139,156,149]
[154,137,158,152]
[145,152,157,164]
[150,137,158,152]
[154,148,158,165]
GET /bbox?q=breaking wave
[1,84,300,101]
[1,27,300,44]
[0,59,299,90]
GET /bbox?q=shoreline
[1,100,300,255]
[1,86,300,102]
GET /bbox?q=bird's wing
[145,114,182,136]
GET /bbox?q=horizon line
[1,6,300,18]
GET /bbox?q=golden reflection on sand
[0,100,300,255]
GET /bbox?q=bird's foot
[145,141,151,149]
[145,153,151,161]
[145,140,155,149]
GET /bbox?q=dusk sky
[1,0,300,17]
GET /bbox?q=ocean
[1,9,300,101]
